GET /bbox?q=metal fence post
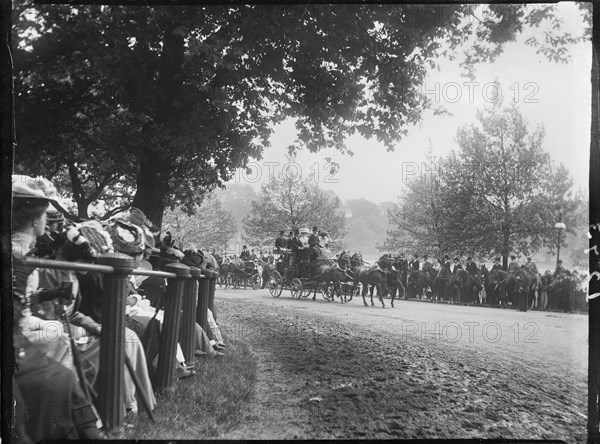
[95,253,136,432]
[196,273,209,335]
[155,263,190,395]
[180,267,201,366]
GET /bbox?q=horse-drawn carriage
[267,249,337,300]
[219,257,262,290]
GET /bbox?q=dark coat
[275,237,287,250]
[466,261,478,276]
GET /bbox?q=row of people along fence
[19,253,219,433]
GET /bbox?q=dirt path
[216,288,588,441]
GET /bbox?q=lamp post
[554,222,566,269]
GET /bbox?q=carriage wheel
[301,284,312,298]
[290,278,303,299]
[269,271,283,298]
[251,274,262,290]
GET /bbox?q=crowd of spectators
[11,175,225,442]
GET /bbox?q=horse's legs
[376,285,385,308]
[361,282,369,307]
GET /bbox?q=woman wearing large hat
[11,175,101,441]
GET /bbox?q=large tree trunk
[132,157,170,228]
[131,18,185,231]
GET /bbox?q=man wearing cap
[507,255,520,273]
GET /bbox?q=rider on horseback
[507,255,520,274]
[466,257,478,276]
[308,226,321,259]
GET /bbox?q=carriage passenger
[308,226,319,248]
[319,231,332,258]
[240,245,251,260]
[286,231,294,249]
[275,230,287,253]
[288,229,302,267]
[308,226,321,259]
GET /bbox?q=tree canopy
[383,102,581,266]
[242,166,347,249]
[162,191,237,252]
[12,3,588,226]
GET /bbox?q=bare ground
[216,287,588,442]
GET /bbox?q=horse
[369,256,403,307]
[545,274,574,312]
[319,252,355,303]
[488,269,515,307]
[353,263,388,308]
[450,269,481,304]
[406,269,425,299]
[225,257,258,287]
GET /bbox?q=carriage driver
[288,229,303,267]
[240,245,251,261]
[275,230,287,254]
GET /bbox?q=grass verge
[114,337,257,440]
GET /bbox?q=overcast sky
[225,3,591,204]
